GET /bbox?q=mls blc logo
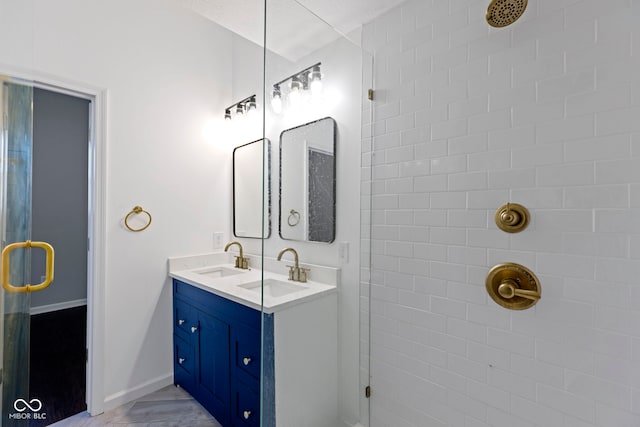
[9,398,46,420]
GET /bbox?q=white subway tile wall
[361,0,640,426]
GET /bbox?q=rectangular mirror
[279,117,336,243]
[233,138,271,238]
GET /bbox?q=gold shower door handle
[1,240,55,293]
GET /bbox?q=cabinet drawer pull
[243,410,251,419]
[243,357,252,366]
[178,319,185,325]
[178,357,185,365]
[191,326,198,333]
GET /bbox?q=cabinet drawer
[232,322,261,380]
[174,298,196,337]
[174,334,195,392]
[174,279,261,327]
[232,379,260,427]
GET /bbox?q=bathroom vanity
[168,252,339,427]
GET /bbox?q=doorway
[0,84,91,426]
[29,87,90,426]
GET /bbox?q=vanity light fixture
[271,85,282,114]
[246,96,257,118]
[309,64,322,97]
[270,62,322,113]
[247,96,257,112]
[224,94,257,120]
[289,75,302,107]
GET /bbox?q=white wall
[0,0,234,409]
[31,89,89,311]
[362,0,640,426]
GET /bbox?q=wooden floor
[30,306,87,426]
[49,385,222,427]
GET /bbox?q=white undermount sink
[168,253,339,312]
[239,278,307,297]
[193,266,246,278]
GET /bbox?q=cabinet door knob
[178,319,185,325]
[243,357,252,366]
[243,410,251,419]
[178,357,185,365]
[191,326,198,333]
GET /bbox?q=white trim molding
[102,373,174,412]
[30,299,87,315]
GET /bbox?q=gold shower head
[486,0,528,28]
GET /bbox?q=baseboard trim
[31,299,87,315]
[103,373,173,412]
[338,418,365,427]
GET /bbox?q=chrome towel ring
[125,206,152,232]
[287,209,300,227]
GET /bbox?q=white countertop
[167,252,338,314]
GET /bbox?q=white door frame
[3,66,107,416]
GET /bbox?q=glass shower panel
[222,1,268,425]
[360,53,375,427]
[261,1,373,425]
[1,80,35,426]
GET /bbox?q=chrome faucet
[225,241,249,269]
[277,247,309,283]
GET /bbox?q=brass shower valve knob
[495,203,529,233]
[486,263,541,310]
[497,278,540,301]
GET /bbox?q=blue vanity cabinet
[230,322,261,426]
[173,331,195,392]
[196,310,231,423]
[173,298,196,391]
[172,279,265,427]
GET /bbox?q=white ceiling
[175,0,406,60]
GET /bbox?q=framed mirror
[233,138,271,238]
[279,117,336,243]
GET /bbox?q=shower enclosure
[241,1,375,425]
[0,79,58,426]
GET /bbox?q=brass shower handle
[486,262,541,310]
[497,278,540,301]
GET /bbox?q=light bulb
[271,96,282,114]
[310,65,322,98]
[290,76,302,107]
[224,109,232,120]
[247,97,257,118]
[289,86,301,107]
[310,79,323,97]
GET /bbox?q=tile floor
[49,385,222,427]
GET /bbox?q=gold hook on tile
[495,202,529,233]
[125,206,152,232]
